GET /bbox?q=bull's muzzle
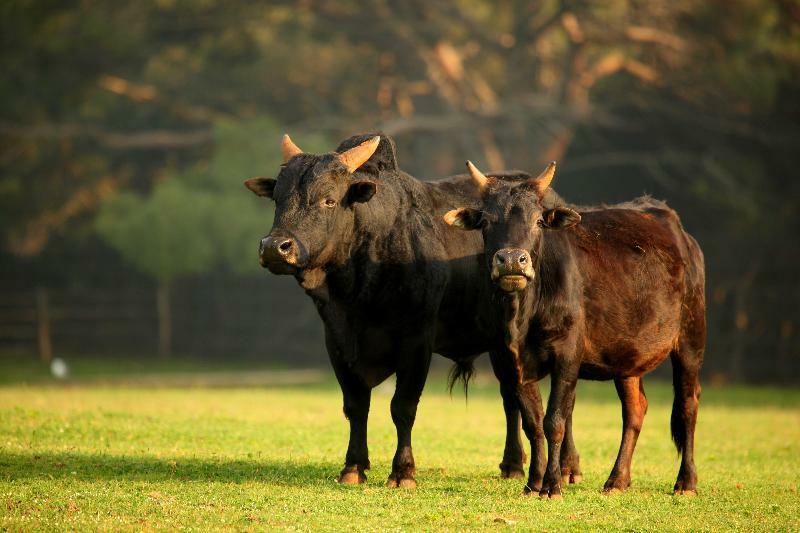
[259,234,299,274]
[491,248,535,292]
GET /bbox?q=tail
[670,361,686,455]
[447,358,475,399]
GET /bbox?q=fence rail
[0,272,797,383]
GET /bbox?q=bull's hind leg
[490,351,526,479]
[560,409,582,485]
[603,376,648,494]
[671,348,703,495]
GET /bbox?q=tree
[96,181,215,357]
[95,115,329,356]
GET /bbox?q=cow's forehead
[485,183,541,217]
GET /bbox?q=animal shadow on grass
[0,451,335,487]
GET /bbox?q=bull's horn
[466,160,489,190]
[530,161,556,193]
[281,134,303,163]
[339,136,381,173]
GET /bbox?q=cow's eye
[323,198,337,208]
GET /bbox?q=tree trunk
[36,286,53,363]
[156,281,172,359]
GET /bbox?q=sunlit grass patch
[1,375,798,530]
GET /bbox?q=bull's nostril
[495,255,505,266]
[519,255,527,264]
[278,240,293,254]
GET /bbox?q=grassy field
[1,360,799,531]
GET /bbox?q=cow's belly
[580,318,680,378]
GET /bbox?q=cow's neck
[499,238,548,355]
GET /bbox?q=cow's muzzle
[259,234,300,274]
[491,248,535,292]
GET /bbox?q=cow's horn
[530,161,556,193]
[466,160,489,190]
[281,134,303,163]
[339,136,381,173]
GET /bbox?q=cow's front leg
[386,350,432,489]
[540,370,579,499]
[517,378,546,493]
[332,364,371,485]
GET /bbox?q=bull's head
[244,134,380,275]
[443,161,581,292]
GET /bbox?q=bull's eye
[323,198,337,208]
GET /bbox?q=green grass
[1,364,799,531]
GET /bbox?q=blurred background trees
[1,0,798,381]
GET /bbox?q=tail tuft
[448,359,476,399]
[671,374,686,455]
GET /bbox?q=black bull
[245,133,582,487]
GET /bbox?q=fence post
[156,281,172,358]
[36,287,53,362]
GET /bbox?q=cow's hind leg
[386,349,432,489]
[603,376,647,493]
[671,347,702,495]
[560,409,582,485]
[490,351,526,479]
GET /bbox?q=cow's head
[244,134,380,275]
[444,161,581,292]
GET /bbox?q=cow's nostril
[495,254,505,266]
[518,255,527,264]
[278,240,293,254]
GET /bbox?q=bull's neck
[320,176,433,301]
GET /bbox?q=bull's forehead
[274,153,347,202]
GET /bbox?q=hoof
[522,484,541,496]
[399,478,417,489]
[501,468,526,480]
[539,492,563,500]
[562,473,582,485]
[674,489,697,496]
[387,476,417,489]
[602,487,624,496]
[337,470,365,485]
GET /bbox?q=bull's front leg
[334,369,372,484]
[540,366,579,499]
[386,348,432,489]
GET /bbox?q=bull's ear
[541,207,581,229]
[244,177,277,198]
[347,181,376,204]
[443,207,485,230]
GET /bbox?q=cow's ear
[244,177,277,198]
[347,181,376,204]
[541,207,581,229]
[444,207,485,230]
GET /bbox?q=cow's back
[563,197,702,378]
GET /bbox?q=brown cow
[444,161,706,498]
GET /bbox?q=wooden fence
[0,271,797,382]
[0,276,326,365]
